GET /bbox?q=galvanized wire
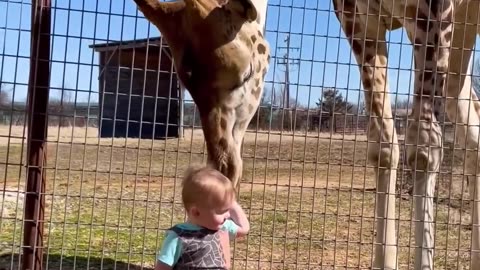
[3,0,480,269]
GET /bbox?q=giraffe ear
[242,0,257,22]
[222,0,257,22]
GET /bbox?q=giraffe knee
[405,121,443,172]
[367,142,399,169]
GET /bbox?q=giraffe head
[132,0,264,94]
[133,0,270,186]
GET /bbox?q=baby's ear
[189,206,200,217]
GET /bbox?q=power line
[276,34,300,131]
[276,34,300,109]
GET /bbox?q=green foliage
[316,88,353,114]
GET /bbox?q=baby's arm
[229,200,250,238]
[155,230,180,269]
[155,261,172,270]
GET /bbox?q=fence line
[0,1,479,269]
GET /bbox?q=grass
[0,126,476,269]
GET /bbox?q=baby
[155,165,250,270]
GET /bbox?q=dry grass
[0,125,476,269]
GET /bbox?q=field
[0,125,475,269]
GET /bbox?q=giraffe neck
[250,0,268,32]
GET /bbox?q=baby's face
[197,200,233,230]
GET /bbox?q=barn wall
[98,47,179,139]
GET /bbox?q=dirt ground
[0,126,475,269]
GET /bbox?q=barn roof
[89,36,170,52]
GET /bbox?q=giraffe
[133,0,479,268]
[332,0,480,269]
[131,0,270,189]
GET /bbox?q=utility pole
[277,34,299,132]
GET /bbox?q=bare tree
[0,82,11,108]
[49,86,74,127]
[394,97,412,110]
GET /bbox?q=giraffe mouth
[227,62,253,92]
[243,62,254,84]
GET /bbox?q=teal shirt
[157,220,239,267]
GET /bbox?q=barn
[90,36,183,139]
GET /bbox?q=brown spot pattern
[406,6,433,32]
[443,31,452,42]
[219,138,228,150]
[351,40,362,55]
[440,21,451,31]
[256,62,261,73]
[362,76,372,89]
[252,87,262,99]
[257,43,266,54]
[344,22,362,36]
[430,0,452,15]
[414,38,423,47]
[423,71,433,82]
[425,45,435,60]
[251,35,257,44]
[220,118,227,129]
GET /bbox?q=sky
[0,0,480,109]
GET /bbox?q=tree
[316,88,353,113]
[0,82,11,109]
[394,97,412,110]
[49,86,74,127]
[316,88,353,132]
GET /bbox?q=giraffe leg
[403,2,456,269]
[333,1,398,268]
[444,4,480,268]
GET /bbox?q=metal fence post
[22,0,51,269]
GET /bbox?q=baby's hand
[229,200,250,237]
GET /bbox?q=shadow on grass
[0,253,154,270]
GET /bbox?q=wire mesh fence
[1,0,480,269]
